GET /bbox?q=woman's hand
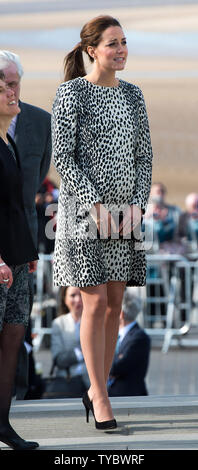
[28,260,38,273]
[119,205,142,237]
[0,262,13,288]
[91,203,117,239]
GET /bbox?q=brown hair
[58,286,70,315]
[64,15,121,81]
[152,182,167,195]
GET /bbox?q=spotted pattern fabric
[52,77,153,287]
[0,264,29,332]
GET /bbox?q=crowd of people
[144,182,198,255]
[45,285,151,399]
[36,180,198,257]
[0,13,197,448]
[34,181,198,397]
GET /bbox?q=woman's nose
[117,44,125,54]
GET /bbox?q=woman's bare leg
[80,283,114,422]
[80,281,126,422]
[104,281,126,383]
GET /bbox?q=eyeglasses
[5,81,20,90]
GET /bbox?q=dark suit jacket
[108,322,151,397]
[12,101,52,247]
[0,136,38,265]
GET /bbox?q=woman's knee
[106,301,122,319]
[106,283,126,316]
[80,285,108,317]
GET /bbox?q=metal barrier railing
[31,252,198,353]
[32,254,57,351]
[142,254,198,352]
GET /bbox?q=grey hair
[121,288,142,322]
[0,50,24,78]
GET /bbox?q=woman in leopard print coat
[52,15,153,428]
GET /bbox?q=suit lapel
[7,134,21,169]
[14,101,32,164]
[119,323,139,351]
[0,137,21,179]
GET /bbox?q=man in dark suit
[108,288,151,397]
[0,50,51,247]
[0,50,52,398]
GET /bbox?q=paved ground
[1,395,198,451]
[2,321,198,455]
[1,344,198,457]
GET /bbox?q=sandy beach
[1,2,198,208]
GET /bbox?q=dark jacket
[0,135,38,265]
[13,101,52,247]
[108,323,150,397]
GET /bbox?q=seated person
[178,193,198,320]
[144,183,183,322]
[108,287,151,397]
[178,192,198,249]
[144,182,181,252]
[51,286,89,394]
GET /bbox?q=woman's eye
[108,40,127,47]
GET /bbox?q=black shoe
[82,391,94,423]
[82,391,117,430]
[0,432,39,450]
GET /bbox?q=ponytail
[63,16,121,82]
[64,42,86,82]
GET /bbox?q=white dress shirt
[118,321,137,346]
[7,115,18,139]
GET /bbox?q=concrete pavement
[1,395,198,450]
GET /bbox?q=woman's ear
[87,45,96,61]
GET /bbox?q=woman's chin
[114,63,126,72]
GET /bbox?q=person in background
[51,286,89,396]
[36,177,58,254]
[144,182,181,253]
[0,72,39,450]
[0,51,52,247]
[178,193,198,321]
[143,183,182,325]
[178,192,198,250]
[108,288,150,397]
[0,50,52,399]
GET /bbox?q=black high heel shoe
[82,391,117,430]
[0,430,39,450]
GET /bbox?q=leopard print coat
[52,77,153,287]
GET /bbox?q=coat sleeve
[51,319,78,369]
[51,320,64,360]
[52,82,102,210]
[130,88,153,214]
